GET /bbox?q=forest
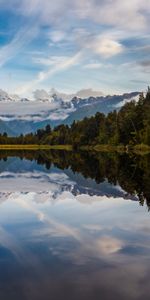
[0,88,150,149]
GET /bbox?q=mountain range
[0,88,140,136]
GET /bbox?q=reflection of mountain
[64,168,137,201]
[0,151,148,206]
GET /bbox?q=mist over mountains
[0,88,139,136]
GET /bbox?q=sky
[0,0,150,98]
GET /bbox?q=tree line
[0,88,150,147]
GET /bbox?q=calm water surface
[0,150,150,300]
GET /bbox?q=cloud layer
[0,0,149,95]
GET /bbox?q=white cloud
[2,0,149,33]
[49,30,66,43]
[0,25,38,67]
[75,0,150,32]
[0,0,149,94]
[48,87,104,100]
[33,89,50,101]
[114,94,140,108]
[47,110,72,121]
[83,63,103,69]
[0,100,60,118]
[76,88,103,98]
[32,55,68,66]
[92,37,124,58]
[15,51,82,95]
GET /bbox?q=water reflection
[0,150,150,208]
[0,150,150,299]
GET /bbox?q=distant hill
[64,92,139,125]
[0,89,139,136]
[0,120,15,136]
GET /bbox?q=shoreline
[0,144,150,154]
[0,145,73,150]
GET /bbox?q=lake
[0,150,150,300]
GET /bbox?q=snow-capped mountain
[0,89,60,103]
[0,89,18,102]
[0,88,140,136]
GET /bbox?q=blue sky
[0,0,150,98]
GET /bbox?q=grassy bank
[80,144,126,153]
[0,144,150,153]
[81,144,150,154]
[0,144,73,151]
[133,144,150,155]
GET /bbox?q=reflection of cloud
[3,189,124,259]
[76,194,130,205]
[0,224,47,277]
[0,171,75,194]
[0,226,26,262]
[83,224,103,232]
[1,183,150,300]
[14,195,81,242]
[76,194,105,204]
[11,193,126,268]
[95,236,124,255]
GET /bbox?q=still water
[0,150,150,300]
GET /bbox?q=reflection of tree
[0,150,150,210]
